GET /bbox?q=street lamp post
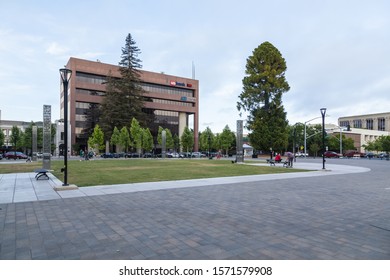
[60,68,72,186]
[320,108,327,170]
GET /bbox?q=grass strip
[0,158,309,187]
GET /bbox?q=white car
[295,152,308,157]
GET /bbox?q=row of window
[151,98,193,107]
[340,118,386,131]
[76,72,107,85]
[75,71,195,98]
[76,88,106,96]
[74,102,182,128]
[140,83,194,98]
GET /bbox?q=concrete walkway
[0,162,370,204]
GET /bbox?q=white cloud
[46,42,69,55]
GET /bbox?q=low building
[327,124,389,153]
[0,110,43,152]
[339,112,390,132]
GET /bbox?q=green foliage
[21,122,43,151]
[10,126,22,150]
[248,106,288,152]
[88,124,105,151]
[237,41,290,113]
[165,129,174,150]
[157,126,174,150]
[119,127,131,152]
[110,127,121,151]
[99,33,148,140]
[378,135,390,153]
[213,133,221,151]
[326,133,355,153]
[157,126,164,146]
[363,141,376,152]
[237,42,289,152]
[181,126,194,152]
[309,143,320,157]
[0,129,4,147]
[219,125,235,156]
[142,128,154,153]
[199,127,214,151]
[130,117,142,152]
[173,134,180,152]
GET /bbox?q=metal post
[320,108,327,170]
[340,127,342,156]
[60,68,72,186]
[304,123,307,158]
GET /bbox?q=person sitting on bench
[274,153,282,163]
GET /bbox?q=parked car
[179,152,191,158]
[365,152,375,159]
[324,151,340,158]
[4,151,28,160]
[167,152,180,158]
[295,152,308,157]
[344,151,363,158]
[143,152,153,158]
[378,152,389,160]
[126,153,140,158]
[191,152,206,158]
[101,153,114,158]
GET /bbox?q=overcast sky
[1,0,390,133]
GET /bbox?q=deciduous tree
[220,125,235,156]
[142,128,154,153]
[130,117,142,154]
[88,124,105,152]
[181,126,194,153]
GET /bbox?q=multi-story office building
[61,57,199,152]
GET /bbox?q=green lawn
[0,158,308,187]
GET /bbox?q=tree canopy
[237,42,290,152]
[99,33,150,140]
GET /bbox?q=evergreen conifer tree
[100,33,152,140]
[237,41,290,152]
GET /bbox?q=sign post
[236,120,244,163]
[32,125,37,161]
[162,130,166,159]
[43,105,51,169]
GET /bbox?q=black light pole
[320,108,327,170]
[60,68,72,186]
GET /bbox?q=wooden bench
[34,169,51,180]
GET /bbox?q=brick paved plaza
[0,159,389,259]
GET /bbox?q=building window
[378,118,385,131]
[151,98,193,107]
[366,119,373,130]
[76,88,106,96]
[353,119,362,128]
[140,82,194,98]
[76,72,107,85]
[340,121,350,128]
